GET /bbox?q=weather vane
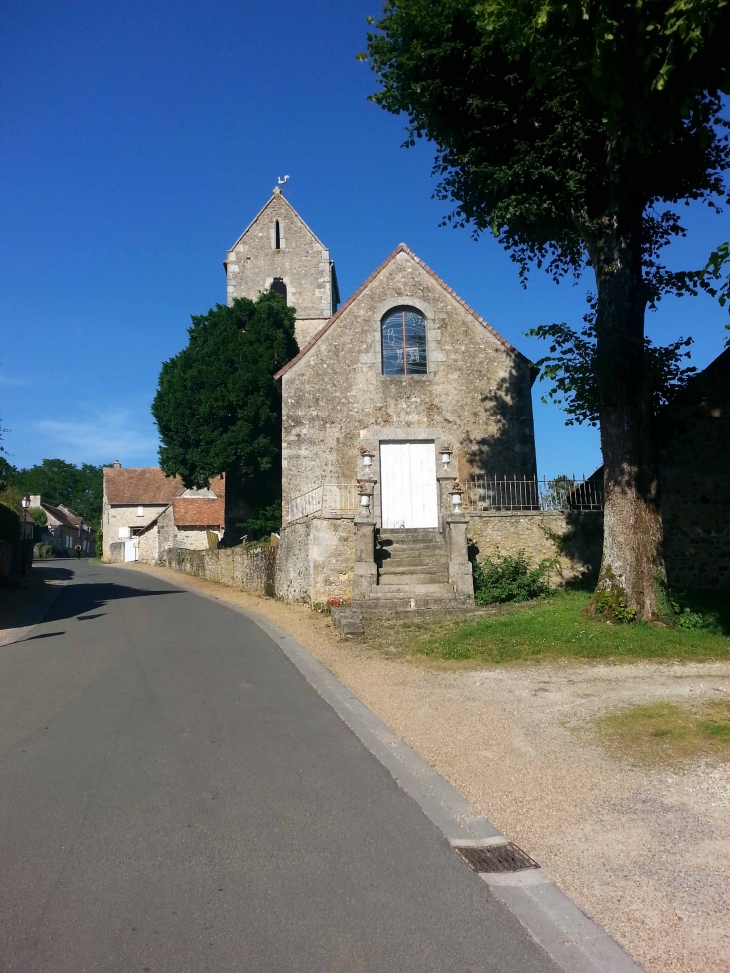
[273,174,290,195]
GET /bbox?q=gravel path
[121,564,730,973]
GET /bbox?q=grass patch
[367,591,730,665]
[588,700,730,765]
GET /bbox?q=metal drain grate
[454,842,539,873]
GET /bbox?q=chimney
[113,460,121,468]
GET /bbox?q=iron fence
[463,475,604,513]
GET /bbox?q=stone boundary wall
[467,510,603,584]
[166,544,277,597]
[275,515,356,604]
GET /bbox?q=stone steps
[377,530,450,592]
[380,562,448,576]
[368,582,455,598]
[379,572,450,585]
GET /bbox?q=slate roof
[104,467,185,505]
[273,243,531,381]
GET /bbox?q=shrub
[665,592,723,633]
[0,502,20,545]
[237,501,282,542]
[593,590,638,623]
[472,549,553,605]
[35,542,56,559]
[28,506,47,526]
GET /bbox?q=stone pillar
[437,469,456,533]
[353,514,377,600]
[445,513,474,604]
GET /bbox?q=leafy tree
[363,0,730,620]
[0,457,16,492]
[530,299,697,432]
[152,294,298,517]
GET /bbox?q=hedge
[0,502,20,545]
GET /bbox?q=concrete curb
[0,578,70,647]
[112,565,644,973]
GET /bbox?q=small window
[137,505,144,516]
[381,307,428,375]
[118,526,131,539]
[275,220,281,250]
[270,278,287,303]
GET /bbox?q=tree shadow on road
[42,582,181,625]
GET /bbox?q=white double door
[124,539,139,562]
[380,442,439,529]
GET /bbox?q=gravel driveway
[122,564,730,973]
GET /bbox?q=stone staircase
[362,528,463,611]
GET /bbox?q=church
[226,188,539,608]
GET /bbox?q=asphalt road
[0,561,558,972]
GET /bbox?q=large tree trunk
[589,206,667,622]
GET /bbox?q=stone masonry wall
[309,518,356,604]
[659,348,729,590]
[467,511,604,585]
[280,249,537,520]
[226,191,335,348]
[274,516,356,604]
[167,544,277,597]
[275,519,310,602]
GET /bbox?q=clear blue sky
[2,1,727,479]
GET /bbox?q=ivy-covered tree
[362,0,730,620]
[152,293,298,521]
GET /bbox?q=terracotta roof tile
[273,243,530,380]
[172,498,225,528]
[104,467,185,505]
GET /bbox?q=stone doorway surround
[362,426,447,529]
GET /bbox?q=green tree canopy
[152,293,298,490]
[363,0,730,620]
[2,459,107,523]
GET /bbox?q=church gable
[278,243,538,520]
[274,244,529,381]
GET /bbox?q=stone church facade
[227,190,538,607]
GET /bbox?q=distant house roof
[273,242,532,381]
[40,502,79,529]
[172,497,225,528]
[104,467,185,505]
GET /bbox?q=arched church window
[381,307,427,375]
[270,278,287,303]
[275,220,281,250]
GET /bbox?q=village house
[29,495,96,557]
[102,464,225,563]
[227,189,540,608]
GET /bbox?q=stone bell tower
[224,187,340,347]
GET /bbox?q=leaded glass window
[381,307,427,375]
